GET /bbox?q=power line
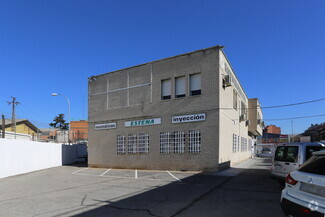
[261,98,325,109]
[264,114,325,121]
[217,98,325,110]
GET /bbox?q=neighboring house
[88,45,263,171]
[2,119,41,140]
[39,128,57,142]
[70,120,88,143]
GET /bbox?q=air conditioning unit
[245,120,250,127]
[223,74,232,87]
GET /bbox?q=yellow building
[3,119,41,139]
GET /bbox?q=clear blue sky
[0,0,324,134]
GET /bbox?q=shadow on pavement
[63,159,284,217]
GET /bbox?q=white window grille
[161,79,171,100]
[189,130,201,153]
[174,131,185,153]
[117,135,126,154]
[160,132,172,153]
[237,135,240,152]
[138,133,149,154]
[128,134,137,154]
[175,76,186,98]
[241,137,247,152]
[190,74,201,96]
[233,134,237,153]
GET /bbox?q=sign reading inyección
[125,118,161,127]
[172,113,206,124]
[95,122,117,130]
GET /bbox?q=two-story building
[88,45,263,171]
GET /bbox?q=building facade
[88,45,262,171]
[70,120,88,143]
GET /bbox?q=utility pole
[2,114,5,138]
[8,97,20,139]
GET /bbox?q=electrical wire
[264,114,325,121]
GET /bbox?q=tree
[49,114,69,130]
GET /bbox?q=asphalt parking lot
[0,158,285,217]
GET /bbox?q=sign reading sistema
[125,118,161,127]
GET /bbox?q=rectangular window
[174,131,185,153]
[233,134,237,153]
[241,137,247,152]
[241,101,247,118]
[160,132,172,153]
[233,90,238,110]
[138,133,149,153]
[237,135,240,152]
[161,79,171,100]
[189,130,201,153]
[117,135,126,154]
[175,76,186,98]
[128,134,137,154]
[190,74,201,96]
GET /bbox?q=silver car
[271,142,325,180]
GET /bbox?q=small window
[128,134,137,154]
[190,74,201,96]
[174,131,185,153]
[161,79,171,100]
[175,76,186,98]
[189,130,201,153]
[160,132,172,154]
[232,134,237,153]
[233,90,238,110]
[138,133,149,154]
[117,135,126,154]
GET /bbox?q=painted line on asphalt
[100,169,111,176]
[135,170,138,179]
[73,172,176,182]
[167,171,181,182]
[72,168,89,174]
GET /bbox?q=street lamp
[51,93,70,144]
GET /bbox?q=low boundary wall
[0,139,84,179]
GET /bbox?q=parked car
[271,142,325,180]
[281,151,325,217]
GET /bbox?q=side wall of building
[218,50,251,167]
[88,48,220,171]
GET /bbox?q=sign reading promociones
[125,118,161,127]
[95,122,117,130]
[172,113,206,124]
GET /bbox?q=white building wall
[218,50,251,166]
[0,139,78,179]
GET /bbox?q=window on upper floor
[161,79,171,100]
[233,90,238,110]
[175,76,186,98]
[190,73,201,96]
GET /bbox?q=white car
[281,151,325,217]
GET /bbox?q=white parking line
[167,171,181,182]
[100,169,111,176]
[72,168,89,174]
[135,170,138,179]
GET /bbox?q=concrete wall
[0,139,80,179]
[0,131,32,140]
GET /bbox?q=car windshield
[299,155,325,175]
[305,146,325,160]
[274,146,298,163]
